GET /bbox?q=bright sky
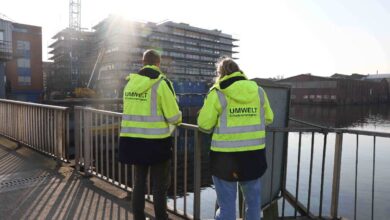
[2,0,390,78]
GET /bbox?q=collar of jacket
[125,65,165,80]
[210,71,248,90]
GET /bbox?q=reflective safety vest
[120,66,181,139]
[197,72,273,152]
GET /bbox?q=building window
[316,95,322,99]
[16,40,31,51]
[18,76,31,86]
[309,95,315,99]
[17,58,31,68]
[303,95,308,99]
[13,28,28,33]
[324,95,329,99]
[331,95,336,100]
[291,95,296,99]
[16,40,30,58]
[0,30,4,41]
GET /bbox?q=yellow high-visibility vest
[197,72,274,152]
[120,65,182,139]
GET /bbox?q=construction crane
[67,0,97,98]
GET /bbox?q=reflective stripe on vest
[211,138,265,148]
[121,79,170,136]
[212,87,266,150]
[121,127,170,135]
[122,115,165,122]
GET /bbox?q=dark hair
[143,49,161,66]
[216,57,241,79]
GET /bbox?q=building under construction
[48,15,238,102]
[47,28,94,97]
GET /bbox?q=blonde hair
[216,57,241,81]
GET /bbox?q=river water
[286,104,390,220]
[169,104,390,219]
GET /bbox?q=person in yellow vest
[197,58,274,220]
[119,49,182,220]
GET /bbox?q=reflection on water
[290,104,390,131]
[287,104,390,219]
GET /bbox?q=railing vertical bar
[84,109,92,175]
[184,129,188,216]
[31,106,34,148]
[372,136,376,220]
[174,128,178,211]
[131,165,135,189]
[66,110,70,160]
[118,162,122,187]
[354,134,359,220]
[75,108,81,170]
[331,133,343,219]
[281,131,289,219]
[61,110,65,159]
[54,110,58,157]
[48,109,52,155]
[307,132,315,214]
[29,106,33,147]
[147,168,151,200]
[40,107,44,153]
[111,115,115,182]
[36,107,39,149]
[19,105,22,143]
[106,114,109,180]
[95,113,99,175]
[125,164,128,188]
[319,133,328,217]
[269,132,276,203]
[80,109,84,165]
[41,108,45,152]
[100,113,104,177]
[36,107,39,150]
[193,129,202,220]
[25,106,28,144]
[294,132,302,218]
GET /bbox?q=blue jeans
[213,176,262,220]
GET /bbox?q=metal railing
[74,106,202,219]
[0,99,70,161]
[73,106,390,219]
[279,118,390,220]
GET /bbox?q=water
[169,104,390,219]
[287,104,390,220]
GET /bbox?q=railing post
[331,132,343,219]
[83,109,92,176]
[74,107,81,171]
[57,110,65,161]
[193,130,202,220]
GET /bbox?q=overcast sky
[2,0,390,78]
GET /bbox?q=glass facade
[16,40,31,86]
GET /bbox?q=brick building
[279,74,389,105]
[0,18,43,102]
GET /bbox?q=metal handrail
[0,99,70,162]
[72,106,390,219]
[1,99,68,110]
[74,106,203,219]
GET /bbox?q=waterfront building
[0,18,43,102]
[279,73,389,105]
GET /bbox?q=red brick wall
[5,23,42,92]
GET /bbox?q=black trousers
[132,160,171,220]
